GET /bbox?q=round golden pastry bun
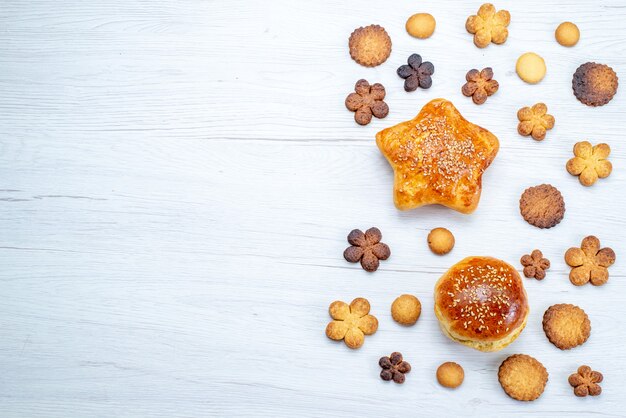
[434,256,529,352]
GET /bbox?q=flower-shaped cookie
[379,352,411,384]
[343,227,390,272]
[566,141,612,186]
[465,3,511,48]
[462,68,499,104]
[569,366,603,397]
[397,54,435,92]
[325,297,378,349]
[520,249,550,280]
[565,236,615,286]
[345,79,389,126]
[517,103,555,141]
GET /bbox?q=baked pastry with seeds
[543,304,590,350]
[376,99,499,214]
[348,25,392,67]
[434,256,529,352]
[573,62,618,106]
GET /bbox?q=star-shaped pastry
[376,99,499,214]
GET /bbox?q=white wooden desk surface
[1,1,626,416]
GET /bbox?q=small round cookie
[391,294,421,325]
[498,354,548,401]
[437,362,464,388]
[573,62,618,107]
[427,227,455,255]
[516,53,546,84]
[519,184,565,229]
[555,22,580,47]
[543,304,590,350]
[348,25,392,67]
[406,13,436,39]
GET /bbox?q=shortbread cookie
[573,62,618,106]
[555,22,579,47]
[391,294,421,325]
[543,304,590,350]
[516,52,546,84]
[498,354,548,401]
[406,13,436,39]
[427,227,455,255]
[437,362,464,388]
[519,184,565,229]
[348,25,392,67]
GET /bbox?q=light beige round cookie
[516,53,546,84]
[391,294,421,325]
[555,22,579,47]
[428,227,455,255]
[406,13,436,39]
[498,354,548,401]
[437,362,464,388]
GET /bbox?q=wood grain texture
[1,0,625,416]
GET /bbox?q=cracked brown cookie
[573,62,618,106]
[519,184,565,229]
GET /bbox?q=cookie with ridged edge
[542,304,590,350]
[573,62,618,106]
[519,184,565,229]
[498,354,548,401]
[348,25,392,67]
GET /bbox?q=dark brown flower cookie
[573,62,618,106]
[343,227,390,272]
[521,250,550,280]
[379,352,411,384]
[397,54,434,92]
[462,67,499,104]
[348,24,392,67]
[569,366,603,397]
[345,79,389,126]
[519,184,565,229]
[543,304,590,350]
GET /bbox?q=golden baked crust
[348,25,392,67]
[498,354,548,401]
[573,62,618,106]
[542,304,590,350]
[434,256,529,352]
[376,99,499,214]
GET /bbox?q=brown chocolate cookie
[519,184,565,229]
[573,62,618,106]
[348,25,391,67]
[498,354,548,401]
[543,304,590,350]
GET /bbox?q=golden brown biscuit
[542,304,590,350]
[573,62,618,106]
[436,362,464,388]
[348,25,392,67]
[517,103,555,141]
[434,257,529,352]
[325,298,378,349]
[555,22,580,47]
[519,184,565,229]
[498,354,548,401]
[516,53,546,84]
[428,228,455,255]
[566,141,612,186]
[391,294,421,325]
[565,236,615,286]
[376,99,499,214]
[465,3,510,48]
[406,13,436,39]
